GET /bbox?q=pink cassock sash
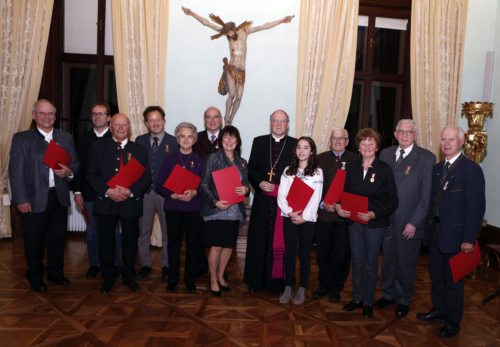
[264,184,284,279]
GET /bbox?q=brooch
[341,162,346,171]
[370,173,376,183]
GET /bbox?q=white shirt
[38,127,55,188]
[446,151,462,165]
[277,167,323,222]
[396,143,414,161]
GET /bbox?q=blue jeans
[85,201,121,266]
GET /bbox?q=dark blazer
[316,150,358,222]
[343,157,398,228]
[135,131,178,189]
[380,145,436,238]
[431,154,485,253]
[86,137,151,217]
[193,130,220,159]
[248,134,297,189]
[72,129,112,201]
[9,128,79,212]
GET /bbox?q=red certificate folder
[212,166,245,204]
[448,240,481,283]
[107,157,145,189]
[340,192,368,224]
[42,140,71,169]
[286,176,314,213]
[323,169,347,205]
[162,164,201,194]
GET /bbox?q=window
[39,0,117,139]
[345,1,411,149]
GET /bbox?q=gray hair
[442,125,465,141]
[330,127,348,139]
[175,121,198,143]
[32,99,56,113]
[269,109,290,122]
[396,119,417,132]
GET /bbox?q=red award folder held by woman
[162,164,201,194]
[107,158,145,189]
[340,192,368,224]
[448,240,481,283]
[323,169,346,205]
[212,166,245,204]
[42,140,72,169]
[286,176,314,213]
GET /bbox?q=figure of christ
[182,7,294,125]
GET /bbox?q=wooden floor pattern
[1,226,500,346]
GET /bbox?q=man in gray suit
[135,106,178,281]
[9,99,79,292]
[375,119,436,317]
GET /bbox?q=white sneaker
[293,286,306,305]
[279,286,293,304]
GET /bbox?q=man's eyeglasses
[91,112,108,117]
[332,137,347,142]
[396,130,415,135]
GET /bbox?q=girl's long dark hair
[286,136,318,176]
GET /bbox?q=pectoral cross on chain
[267,168,275,182]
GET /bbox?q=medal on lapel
[164,144,169,153]
[370,173,376,183]
[341,162,346,170]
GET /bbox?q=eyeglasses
[396,130,415,135]
[205,115,221,120]
[332,137,347,142]
[91,112,108,117]
[36,111,55,117]
[271,119,288,124]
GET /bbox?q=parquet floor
[1,223,500,346]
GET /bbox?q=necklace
[267,135,288,182]
[178,152,193,168]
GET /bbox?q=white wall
[165,0,300,157]
[461,0,500,227]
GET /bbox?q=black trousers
[429,224,464,323]
[21,190,68,284]
[315,220,351,294]
[97,215,139,282]
[165,210,202,284]
[283,219,315,288]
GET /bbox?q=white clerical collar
[37,127,53,140]
[446,151,462,165]
[94,127,109,138]
[271,134,285,142]
[397,143,414,157]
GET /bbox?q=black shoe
[312,287,329,299]
[439,321,460,338]
[86,266,100,279]
[343,300,363,311]
[166,282,177,292]
[395,304,409,317]
[209,281,221,297]
[137,266,152,280]
[47,275,70,286]
[124,280,140,292]
[373,297,395,309]
[30,281,47,293]
[416,308,446,322]
[363,305,373,318]
[186,282,196,293]
[162,267,169,282]
[329,292,341,303]
[218,281,231,291]
[100,279,115,293]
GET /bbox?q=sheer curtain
[111,0,169,246]
[296,0,359,151]
[0,0,54,238]
[411,0,468,156]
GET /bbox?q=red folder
[212,166,245,204]
[340,192,368,224]
[42,140,71,169]
[107,157,146,189]
[162,164,201,194]
[286,176,314,213]
[448,240,481,283]
[323,169,347,205]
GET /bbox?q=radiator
[68,192,86,232]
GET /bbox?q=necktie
[210,135,216,144]
[430,161,450,217]
[396,149,405,164]
[152,137,159,154]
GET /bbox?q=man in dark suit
[313,128,358,303]
[376,119,436,317]
[135,106,178,281]
[192,106,223,159]
[73,102,120,279]
[87,113,151,293]
[243,109,297,293]
[417,125,485,337]
[9,99,79,292]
